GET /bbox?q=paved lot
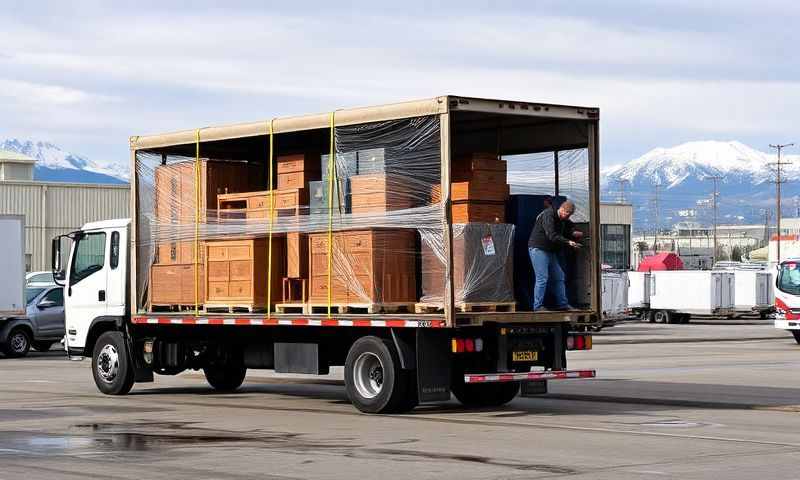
[1,322,799,480]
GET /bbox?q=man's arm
[542,213,571,245]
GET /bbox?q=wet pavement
[1,323,799,479]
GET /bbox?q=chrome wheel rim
[97,344,119,383]
[353,352,384,399]
[10,332,27,353]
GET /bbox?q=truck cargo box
[601,271,627,319]
[650,270,734,315]
[626,271,651,309]
[732,270,772,312]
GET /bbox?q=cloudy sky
[1,0,798,171]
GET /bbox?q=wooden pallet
[203,304,268,314]
[306,303,415,315]
[414,302,516,313]
[150,304,202,312]
[275,303,307,314]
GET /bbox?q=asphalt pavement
[1,321,799,480]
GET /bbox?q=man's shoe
[535,306,553,312]
[553,304,577,311]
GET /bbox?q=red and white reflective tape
[464,369,596,384]
[132,316,445,328]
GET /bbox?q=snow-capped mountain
[0,139,129,184]
[603,141,800,229]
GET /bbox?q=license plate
[512,351,538,362]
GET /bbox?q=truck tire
[647,311,656,323]
[2,328,31,358]
[92,331,134,395]
[793,331,800,345]
[654,310,672,324]
[452,380,520,408]
[344,336,412,414]
[203,363,247,392]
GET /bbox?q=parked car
[26,271,56,287]
[0,286,65,357]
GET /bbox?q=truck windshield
[777,263,800,295]
[26,288,45,305]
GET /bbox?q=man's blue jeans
[528,247,568,310]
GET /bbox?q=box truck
[52,96,600,413]
[631,270,735,323]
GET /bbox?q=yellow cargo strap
[194,129,201,316]
[327,112,336,317]
[266,119,275,318]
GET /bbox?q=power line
[769,143,794,263]
[613,179,630,204]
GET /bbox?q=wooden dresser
[308,229,416,306]
[204,238,286,311]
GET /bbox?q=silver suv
[0,286,65,358]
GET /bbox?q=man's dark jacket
[528,206,574,252]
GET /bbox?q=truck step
[414,302,516,313]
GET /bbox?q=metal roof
[0,149,35,164]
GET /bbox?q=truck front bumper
[464,369,596,384]
[775,319,800,330]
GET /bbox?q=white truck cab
[55,219,130,357]
[774,258,800,344]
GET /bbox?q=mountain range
[0,139,129,184]
[1,137,796,229]
[602,141,800,229]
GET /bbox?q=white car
[26,271,55,287]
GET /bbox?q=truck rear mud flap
[464,369,596,384]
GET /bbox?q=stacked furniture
[150,159,261,310]
[419,154,515,311]
[278,153,320,305]
[431,153,509,223]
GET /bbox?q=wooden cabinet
[287,232,308,279]
[204,238,286,310]
[350,174,414,213]
[218,190,273,219]
[150,264,206,307]
[308,229,416,305]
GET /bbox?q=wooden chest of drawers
[218,190,273,219]
[451,201,505,223]
[308,229,416,305]
[204,238,286,310]
[350,174,414,213]
[150,263,206,307]
[287,232,308,279]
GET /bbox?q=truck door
[65,231,109,350]
[105,230,126,316]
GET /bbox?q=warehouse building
[599,202,633,270]
[0,149,129,271]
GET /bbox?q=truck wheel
[344,336,411,414]
[203,363,247,392]
[647,311,656,323]
[2,328,31,358]
[793,331,800,345]
[452,380,520,408]
[32,341,53,352]
[654,310,672,324]
[92,331,134,395]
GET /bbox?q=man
[528,199,583,311]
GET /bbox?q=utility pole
[705,175,722,265]
[762,209,771,247]
[650,183,661,253]
[769,143,794,263]
[614,179,629,204]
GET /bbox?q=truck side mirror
[51,237,65,283]
[38,299,57,309]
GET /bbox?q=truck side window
[110,231,120,269]
[70,232,106,285]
